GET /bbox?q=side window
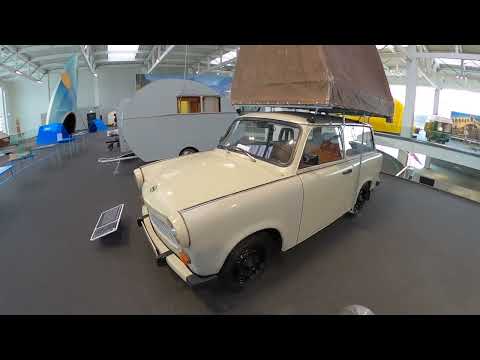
[344,125,374,157]
[344,126,363,157]
[362,127,375,152]
[299,126,343,169]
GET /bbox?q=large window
[219,118,300,166]
[177,96,220,114]
[299,126,343,169]
[177,96,201,113]
[0,87,7,134]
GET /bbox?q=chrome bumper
[137,205,216,287]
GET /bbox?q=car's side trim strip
[180,175,298,213]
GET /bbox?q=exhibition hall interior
[0,44,479,315]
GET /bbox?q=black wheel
[179,147,198,156]
[219,233,275,290]
[349,183,371,216]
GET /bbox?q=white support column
[401,45,417,138]
[398,149,409,167]
[424,156,432,169]
[433,88,440,115]
[93,75,100,108]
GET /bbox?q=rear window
[344,125,374,157]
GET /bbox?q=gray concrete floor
[0,132,480,314]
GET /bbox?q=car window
[220,119,300,165]
[299,126,343,169]
[344,125,374,157]
[362,127,375,152]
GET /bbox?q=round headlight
[133,168,144,191]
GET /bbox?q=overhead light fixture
[15,70,22,75]
[93,73,98,77]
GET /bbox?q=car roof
[239,111,371,126]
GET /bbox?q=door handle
[342,168,352,175]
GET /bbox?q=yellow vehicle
[346,99,404,135]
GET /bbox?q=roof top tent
[231,45,394,119]
[121,78,237,162]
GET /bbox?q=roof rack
[237,104,387,119]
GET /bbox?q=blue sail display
[37,55,79,145]
[45,55,79,133]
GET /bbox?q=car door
[297,125,355,243]
[344,125,381,209]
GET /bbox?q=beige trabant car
[134,111,382,289]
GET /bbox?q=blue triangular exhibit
[37,123,71,145]
[46,55,79,134]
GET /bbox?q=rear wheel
[219,233,275,290]
[179,147,198,156]
[349,183,371,216]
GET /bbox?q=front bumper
[137,206,217,287]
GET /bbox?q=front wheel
[219,233,274,290]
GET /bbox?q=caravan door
[297,125,355,242]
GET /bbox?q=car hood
[141,149,289,212]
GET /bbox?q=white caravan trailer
[121,79,237,162]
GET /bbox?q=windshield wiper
[226,145,256,162]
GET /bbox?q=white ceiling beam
[393,45,439,88]
[0,63,42,82]
[145,45,176,74]
[416,52,480,61]
[79,45,97,75]
[31,53,77,62]
[18,45,75,54]
[0,45,45,82]
[198,56,237,74]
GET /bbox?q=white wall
[6,65,141,134]
[97,66,139,116]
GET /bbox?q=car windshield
[218,118,300,166]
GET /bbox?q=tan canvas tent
[231,45,394,118]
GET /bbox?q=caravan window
[203,96,220,113]
[177,96,201,113]
[177,96,221,114]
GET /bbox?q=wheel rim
[233,247,265,285]
[353,188,367,214]
[181,149,195,156]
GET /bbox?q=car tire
[349,183,371,217]
[219,232,275,291]
[179,147,198,156]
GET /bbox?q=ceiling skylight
[107,45,139,62]
[210,50,237,65]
